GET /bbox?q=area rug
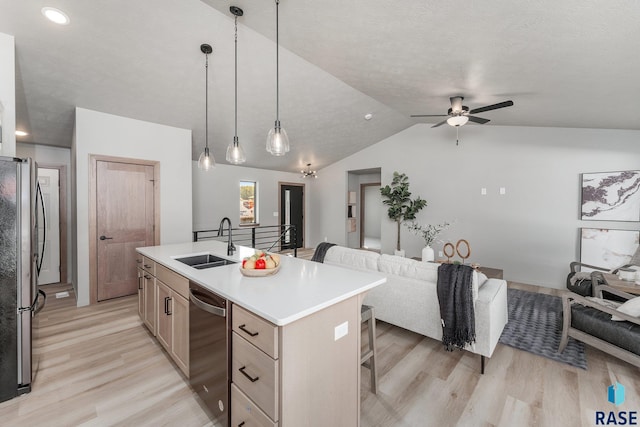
[498,288,587,369]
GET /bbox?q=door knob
[99,235,113,240]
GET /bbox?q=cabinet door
[156,281,172,351]
[137,268,144,321]
[143,273,156,334]
[171,293,189,377]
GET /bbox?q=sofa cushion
[611,296,640,321]
[378,255,438,282]
[324,246,380,272]
[571,303,640,355]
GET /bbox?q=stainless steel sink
[174,254,236,269]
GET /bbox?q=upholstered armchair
[559,284,640,368]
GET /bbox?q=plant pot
[394,249,405,257]
[421,245,435,262]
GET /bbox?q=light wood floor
[1,282,638,426]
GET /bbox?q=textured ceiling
[1,0,639,173]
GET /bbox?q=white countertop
[136,241,386,326]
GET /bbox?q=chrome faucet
[218,217,236,256]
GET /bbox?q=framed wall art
[581,170,640,221]
[580,228,639,271]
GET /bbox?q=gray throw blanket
[437,263,476,351]
[310,242,336,263]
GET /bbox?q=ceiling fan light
[447,115,469,127]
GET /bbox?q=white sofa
[323,246,508,362]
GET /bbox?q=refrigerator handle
[36,181,46,276]
[32,289,47,315]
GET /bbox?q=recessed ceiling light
[42,7,70,25]
[15,130,29,136]
[364,113,373,120]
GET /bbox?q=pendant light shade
[198,43,215,170]
[266,0,290,156]
[226,6,246,165]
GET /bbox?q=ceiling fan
[411,96,514,128]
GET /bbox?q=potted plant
[404,221,451,262]
[380,172,427,256]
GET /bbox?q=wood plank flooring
[1,282,638,426]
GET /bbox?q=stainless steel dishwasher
[189,282,229,426]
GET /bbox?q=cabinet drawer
[231,383,277,427]
[156,263,189,299]
[232,305,278,359]
[232,332,279,422]
[141,256,156,276]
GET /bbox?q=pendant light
[198,43,215,170]
[226,6,246,165]
[266,0,290,156]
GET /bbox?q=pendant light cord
[234,14,238,145]
[276,0,280,124]
[205,51,209,150]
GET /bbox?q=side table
[601,273,640,296]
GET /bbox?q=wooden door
[279,183,304,249]
[37,168,61,284]
[96,161,155,301]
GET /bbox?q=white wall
[192,163,311,245]
[74,108,192,306]
[0,32,15,156]
[311,124,640,289]
[16,143,73,285]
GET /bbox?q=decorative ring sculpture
[443,242,455,263]
[456,239,471,262]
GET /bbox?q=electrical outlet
[481,188,487,195]
[334,321,348,341]
[499,187,506,195]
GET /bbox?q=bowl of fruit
[239,250,281,277]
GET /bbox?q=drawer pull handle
[238,324,259,337]
[144,264,152,268]
[164,296,172,315]
[238,366,259,383]
[144,275,151,280]
[136,259,142,264]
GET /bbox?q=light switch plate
[481,188,487,195]
[273,212,278,217]
[334,321,348,341]
[499,187,506,195]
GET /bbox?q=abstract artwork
[581,170,640,221]
[580,228,639,271]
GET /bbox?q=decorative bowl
[239,263,281,277]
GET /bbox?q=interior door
[280,184,304,249]
[37,168,60,284]
[96,161,154,301]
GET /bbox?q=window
[240,181,257,225]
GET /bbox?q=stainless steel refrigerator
[0,156,46,403]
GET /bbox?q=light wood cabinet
[231,296,361,426]
[136,254,189,378]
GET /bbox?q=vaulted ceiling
[1,0,639,173]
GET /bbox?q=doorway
[36,165,67,285]
[89,155,159,303]
[279,182,304,249]
[360,183,382,251]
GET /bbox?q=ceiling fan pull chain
[456,126,459,146]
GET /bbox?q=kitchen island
[136,240,385,427]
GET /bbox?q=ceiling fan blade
[467,115,490,124]
[410,114,448,117]
[469,100,514,115]
[431,119,449,128]
[450,96,464,112]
